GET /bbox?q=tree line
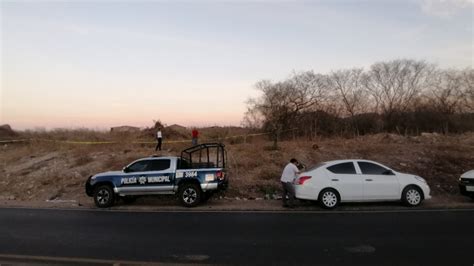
[243,59,474,143]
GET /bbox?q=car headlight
[414,176,426,183]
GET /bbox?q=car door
[325,162,364,201]
[357,161,400,200]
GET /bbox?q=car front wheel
[179,183,201,207]
[402,186,423,207]
[318,188,340,209]
[94,185,115,208]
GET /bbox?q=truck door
[119,159,151,194]
[146,159,175,192]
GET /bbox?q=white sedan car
[459,170,474,199]
[294,159,431,209]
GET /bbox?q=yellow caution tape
[0,139,30,143]
[0,131,273,145]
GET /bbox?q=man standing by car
[280,158,300,208]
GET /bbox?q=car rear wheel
[94,185,115,208]
[318,188,340,209]
[179,183,201,207]
[402,186,423,207]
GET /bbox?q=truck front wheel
[94,185,115,208]
[179,183,201,207]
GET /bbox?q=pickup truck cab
[85,143,228,208]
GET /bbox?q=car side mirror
[383,170,394,175]
[123,167,129,173]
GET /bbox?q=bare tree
[243,72,330,147]
[329,68,368,134]
[426,70,464,114]
[241,99,264,129]
[289,71,331,111]
[243,59,473,138]
[460,68,474,112]
[363,59,434,130]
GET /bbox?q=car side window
[149,159,171,171]
[327,162,356,174]
[127,160,150,172]
[358,162,389,175]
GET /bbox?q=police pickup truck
[85,143,228,208]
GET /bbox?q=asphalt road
[0,208,473,265]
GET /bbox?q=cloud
[421,0,473,18]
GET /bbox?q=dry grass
[0,130,473,202]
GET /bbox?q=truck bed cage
[180,143,226,169]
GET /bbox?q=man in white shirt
[280,158,300,208]
[155,129,163,151]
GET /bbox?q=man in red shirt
[192,128,199,145]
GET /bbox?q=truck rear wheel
[179,183,201,207]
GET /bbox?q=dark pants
[155,138,162,151]
[281,182,295,207]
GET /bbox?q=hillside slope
[0,133,473,205]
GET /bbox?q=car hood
[461,170,474,179]
[397,172,427,183]
[399,172,416,178]
[93,171,123,178]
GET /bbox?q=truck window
[149,159,171,171]
[177,158,190,169]
[127,160,150,172]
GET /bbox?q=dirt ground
[0,132,473,210]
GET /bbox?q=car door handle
[331,179,339,181]
[365,179,373,181]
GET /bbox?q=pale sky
[1,0,473,130]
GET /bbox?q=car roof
[322,159,384,166]
[461,170,474,179]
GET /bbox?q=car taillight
[216,171,225,180]
[297,176,311,185]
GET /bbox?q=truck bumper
[85,176,94,197]
[200,179,228,192]
[459,183,474,197]
[201,183,218,191]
